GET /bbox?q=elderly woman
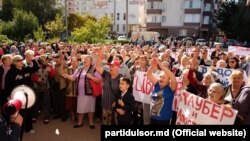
[130,55,150,125]
[147,58,177,125]
[65,57,79,123]
[216,60,227,68]
[224,69,250,124]
[207,83,225,104]
[0,54,12,107]
[224,69,245,104]
[187,68,215,98]
[5,55,38,133]
[174,55,189,77]
[64,55,102,129]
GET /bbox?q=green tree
[13,0,60,26]
[68,13,97,33]
[215,0,250,41]
[1,9,38,41]
[72,16,111,43]
[0,0,15,21]
[33,26,45,41]
[231,0,250,41]
[45,14,65,37]
[215,1,237,38]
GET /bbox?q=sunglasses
[17,59,23,62]
[229,61,235,63]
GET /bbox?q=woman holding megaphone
[5,53,38,135]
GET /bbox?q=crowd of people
[0,37,250,140]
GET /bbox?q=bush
[113,40,130,45]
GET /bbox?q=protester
[147,58,177,125]
[0,111,23,141]
[63,55,102,129]
[95,47,123,125]
[207,83,226,104]
[5,54,38,133]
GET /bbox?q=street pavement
[23,116,101,141]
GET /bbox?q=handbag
[90,79,102,97]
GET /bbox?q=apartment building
[56,0,147,36]
[146,0,220,39]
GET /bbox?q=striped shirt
[102,70,123,110]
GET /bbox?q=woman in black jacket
[5,55,38,133]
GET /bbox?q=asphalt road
[23,116,101,141]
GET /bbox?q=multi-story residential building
[146,0,220,39]
[56,0,147,36]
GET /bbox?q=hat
[108,60,120,68]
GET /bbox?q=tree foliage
[215,0,250,41]
[1,9,38,41]
[13,0,59,26]
[45,14,65,37]
[33,26,46,41]
[0,0,14,21]
[72,16,111,43]
[68,13,97,33]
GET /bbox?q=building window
[117,24,119,32]
[123,24,126,32]
[184,14,200,23]
[110,25,113,31]
[123,13,126,20]
[111,13,114,19]
[179,29,187,36]
[162,2,167,11]
[117,13,120,20]
[162,16,167,23]
[204,3,211,11]
[203,16,209,24]
[151,2,153,9]
[184,0,201,9]
[151,16,157,22]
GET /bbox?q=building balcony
[204,0,212,3]
[146,22,161,29]
[147,0,162,2]
[184,23,200,27]
[201,24,209,28]
[147,9,162,14]
[184,9,201,14]
[203,11,212,16]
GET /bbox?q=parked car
[195,39,207,46]
[117,35,127,41]
[226,39,244,47]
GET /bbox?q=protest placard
[176,91,238,125]
[133,71,154,104]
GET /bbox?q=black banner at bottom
[101,125,250,140]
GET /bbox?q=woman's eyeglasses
[229,61,235,63]
[17,59,23,62]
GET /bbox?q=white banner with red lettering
[228,46,250,56]
[172,77,183,111]
[176,91,238,125]
[133,71,155,104]
[198,66,248,86]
